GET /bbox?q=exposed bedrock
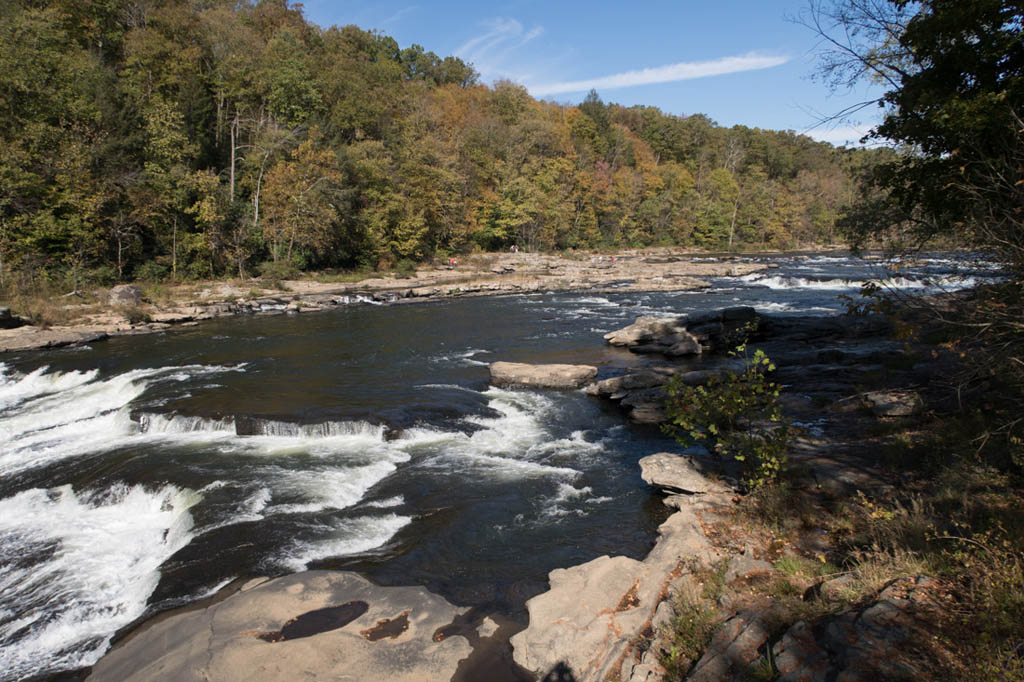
[489,361,598,389]
[638,453,728,496]
[591,308,911,427]
[603,306,759,357]
[88,571,480,682]
[510,485,729,682]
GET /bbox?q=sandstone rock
[0,327,109,352]
[511,555,645,679]
[88,571,473,682]
[687,612,768,682]
[724,554,773,584]
[664,335,702,356]
[817,574,856,601]
[589,372,668,397]
[489,361,597,389]
[605,317,668,346]
[770,575,940,682]
[638,453,725,495]
[512,494,727,682]
[773,621,830,682]
[107,284,143,306]
[628,403,668,424]
[150,311,194,324]
[862,390,923,417]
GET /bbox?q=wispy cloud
[529,53,790,97]
[377,5,419,29]
[456,18,544,82]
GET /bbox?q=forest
[0,0,885,291]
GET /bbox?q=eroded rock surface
[108,284,144,306]
[511,476,730,682]
[88,571,473,682]
[639,453,726,495]
[489,361,598,389]
[771,576,943,682]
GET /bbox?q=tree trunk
[172,215,178,282]
[230,110,238,201]
[252,150,270,230]
[728,199,739,249]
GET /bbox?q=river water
[0,253,992,681]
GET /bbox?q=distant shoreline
[1,248,788,355]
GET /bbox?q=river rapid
[0,253,992,681]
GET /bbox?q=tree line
[0,0,884,290]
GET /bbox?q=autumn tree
[261,136,344,264]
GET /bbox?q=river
[0,253,992,681]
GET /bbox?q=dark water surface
[0,253,992,680]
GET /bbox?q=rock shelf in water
[0,250,767,354]
[489,361,598,389]
[88,572,476,682]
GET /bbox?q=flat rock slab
[863,390,924,417]
[88,571,473,682]
[0,326,110,352]
[512,493,728,682]
[489,361,597,389]
[639,453,727,495]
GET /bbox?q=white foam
[365,495,404,509]
[526,430,604,460]
[280,514,412,571]
[741,273,979,292]
[432,348,492,367]
[400,389,583,480]
[0,483,199,680]
[0,365,246,477]
[135,413,394,461]
[140,413,236,434]
[0,365,99,410]
[262,462,400,516]
[553,483,594,502]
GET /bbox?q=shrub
[394,258,417,277]
[663,342,790,490]
[134,261,170,283]
[122,305,151,325]
[257,260,299,290]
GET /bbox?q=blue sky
[300,0,886,146]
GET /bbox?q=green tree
[807,0,1024,268]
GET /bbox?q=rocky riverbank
[81,301,946,682]
[0,249,768,354]
[488,305,943,681]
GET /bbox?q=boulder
[489,361,597,389]
[862,390,923,417]
[771,576,941,682]
[589,372,668,397]
[628,403,668,424]
[88,571,473,682]
[687,612,769,682]
[0,307,27,330]
[510,555,645,680]
[724,554,774,584]
[603,317,702,357]
[107,284,144,306]
[603,317,685,346]
[512,495,726,682]
[638,453,725,495]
